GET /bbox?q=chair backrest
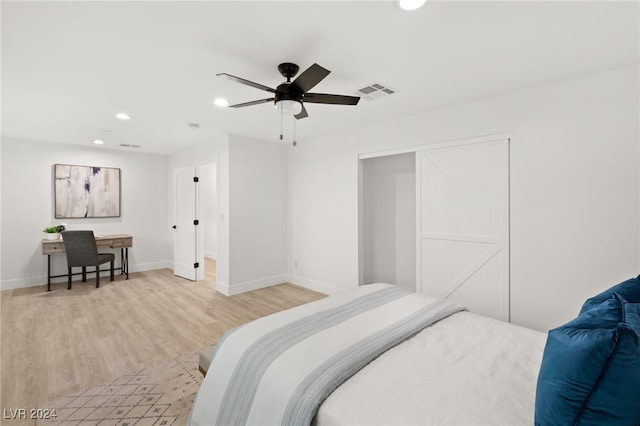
[61,230,98,267]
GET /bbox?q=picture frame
[54,164,121,218]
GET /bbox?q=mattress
[314,310,546,426]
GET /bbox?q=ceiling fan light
[399,0,426,11]
[276,99,303,116]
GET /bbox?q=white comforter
[314,310,546,425]
[189,284,464,426]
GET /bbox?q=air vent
[355,82,396,101]
[120,144,142,148]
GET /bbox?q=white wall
[361,153,416,290]
[288,65,640,331]
[226,134,288,295]
[1,137,170,290]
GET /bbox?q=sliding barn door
[417,138,509,321]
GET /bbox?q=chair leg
[82,266,87,282]
[110,260,114,281]
[96,266,100,288]
[68,267,72,290]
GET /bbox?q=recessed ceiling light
[399,0,426,11]
[214,98,229,107]
[115,112,131,120]
[93,139,105,145]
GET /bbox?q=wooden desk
[42,234,133,291]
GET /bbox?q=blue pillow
[535,293,640,426]
[579,275,640,314]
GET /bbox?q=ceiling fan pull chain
[293,117,297,147]
[280,106,284,141]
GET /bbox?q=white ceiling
[2,1,638,154]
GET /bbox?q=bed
[189,278,640,426]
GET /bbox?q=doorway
[360,152,416,290]
[172,162,218,283]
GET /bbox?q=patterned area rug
[37,352,203,425]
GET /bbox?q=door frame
[359,132,511,161]
[199,162,219,281]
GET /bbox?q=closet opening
[358,152,416,291]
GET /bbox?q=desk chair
[61,230,115,289]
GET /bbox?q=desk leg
[120,248,129,279]
[47,255,52,292]
[125,248,129,279]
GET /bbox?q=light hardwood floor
[0,259,324,425]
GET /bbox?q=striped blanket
[188,283,464,426]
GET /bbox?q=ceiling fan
[217,63,360,120]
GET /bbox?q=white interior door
[417,138,509,321]
[174,166,198,281]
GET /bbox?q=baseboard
[0,260,173,292]
[2,268,342,295]
[216,274,289,296]
[216,280,231,296]
[286,274,341,295]
[0,277,42,291]
[135,261,172,272]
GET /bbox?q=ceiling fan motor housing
[276,63,304,104]
[275,82,304,103]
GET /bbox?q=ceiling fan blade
[294,105,308,120]
[228,98,275,108]
[291,63,330,93]
[303,93,360,106]
[217,73,276,93]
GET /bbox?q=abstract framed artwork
[54,164,121,218]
